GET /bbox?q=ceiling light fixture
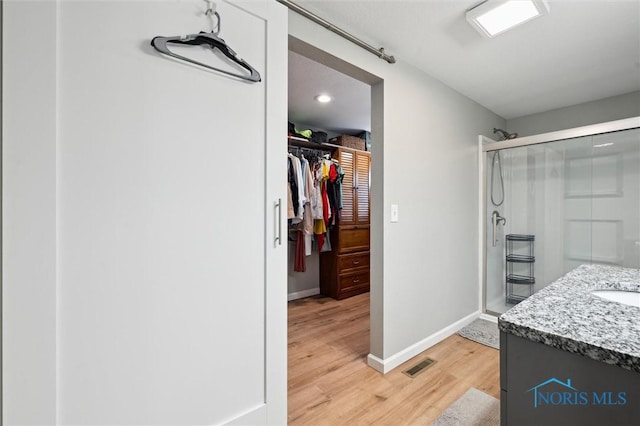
[315,94,332,103]
[466,0,550,38]
[593,142,614,148]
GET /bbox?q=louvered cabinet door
[339,149,356,225]
[355,151,371,225]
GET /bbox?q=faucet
[492,210,506,247]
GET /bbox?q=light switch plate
[391,204,399,223]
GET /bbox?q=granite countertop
[498,264,640,373]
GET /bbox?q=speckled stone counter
[498,264,640,373]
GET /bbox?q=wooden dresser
[320,147,370,299]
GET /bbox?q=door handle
[274,198,282,246]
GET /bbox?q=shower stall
[481,118,640,315]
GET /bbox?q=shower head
[493,128,518,140]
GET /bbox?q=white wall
[288,11,505,368]
[287,243,320,300]
[507,91,640,137]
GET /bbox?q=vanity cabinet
[501,332,640,425]
[320,147,370,299]
[499,265,640,425]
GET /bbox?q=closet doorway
[286,37,383,422]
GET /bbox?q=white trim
[366,311,480,374]
[262,0,288,424]
[3,2,58,424]
[223,403,266,425]
[287,288,320,301]
[366,353,385,373]
[480,313,499,323]
[483,116,640,152]
[478,136,485,314]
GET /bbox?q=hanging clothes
[327,163,343,227]
[286,184,295,219]
[301,157,314,256]
[288,154,305,224]
[287,148,342,267]
[311,162,324,220]
[293,230,306,272]
[287,157,299,219]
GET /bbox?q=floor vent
[402,357,436,378]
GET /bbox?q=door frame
[286,35,385,370]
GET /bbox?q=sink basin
[592,290,640,308]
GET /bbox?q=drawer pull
[353,278,360,283]
[352,260,360,265]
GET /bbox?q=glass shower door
[485,127,640,315]
[484,136,595,315]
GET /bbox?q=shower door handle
[492,210,506,247]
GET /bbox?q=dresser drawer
[338,270,370,295]
[337,227,369,253]
[337,252,370,272]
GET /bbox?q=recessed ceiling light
[467,0,550,38]
[315,94,332,103]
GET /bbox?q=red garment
[293,231,306,272]
[329,163,338,182]
[321,180,330,226]
[316,233,324,253]
[317,180,331,251]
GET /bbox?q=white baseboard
[367,311,481,374]
[480,313,498,323]
[287,288,320,301]
[223,403,266,425]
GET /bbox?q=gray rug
[458,318,499,349]
[432,388,500,426]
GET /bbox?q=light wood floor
[288,293,500,425]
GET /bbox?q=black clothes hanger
[151,11,261,83]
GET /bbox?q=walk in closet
[287,135,371,300]
[286,49,372,302]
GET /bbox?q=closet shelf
[288,136,342,151]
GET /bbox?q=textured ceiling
[289,0,640,123]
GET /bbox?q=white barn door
[2,1,287,424]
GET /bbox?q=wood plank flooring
[288,293,500,425]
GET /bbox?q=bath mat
[457,318,499,349]
[432,388,500,426]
